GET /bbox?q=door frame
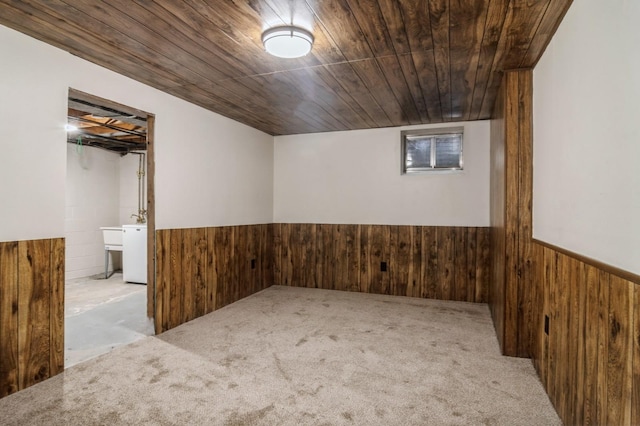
[67,88,156,325]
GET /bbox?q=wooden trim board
[533,238,640,285]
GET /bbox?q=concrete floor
[65,272,154,367]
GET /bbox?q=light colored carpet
[0,286,560,425]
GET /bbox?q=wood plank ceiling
[0,0,572,136]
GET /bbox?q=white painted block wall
[65,144,120,279]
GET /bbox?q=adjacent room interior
[64,90,155,367]
[0,1,638,425]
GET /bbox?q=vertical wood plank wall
[155,225,272,333]
[0,238,64,398]
[272,224,490,303]
[489,70,534,357]
[530,242,640,426]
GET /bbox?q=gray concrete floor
[65,272,154,368]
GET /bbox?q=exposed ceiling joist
[67,132,146,153]
[67,98,148,128]
[65,92,148,153]
[67,115,146,139]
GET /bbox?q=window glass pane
[434,135,461,168]
[405,137,431,170]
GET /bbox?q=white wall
[119,152,147,226]
[533,1,640,274]
[0,28,67,242]
[274,121,490,226]
[0,24,273,244]
[65,145,120,279]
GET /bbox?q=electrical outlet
[544,315,549,335]
[251,259,256,269]
[380,262,387,272]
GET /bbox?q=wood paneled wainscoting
[0,238,64,397]
[530,241,640,426]
[272,224,490,303]
[154,225,272,333]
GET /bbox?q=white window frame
[401,127,464,174]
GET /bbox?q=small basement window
[401,127,463,174]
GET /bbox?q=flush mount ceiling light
[262,26,314,59]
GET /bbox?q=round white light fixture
[262,26,314,59]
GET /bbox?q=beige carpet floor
[0,286,560,425]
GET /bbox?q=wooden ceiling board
[500,0,551,70]
[449,0,488,122]
[521,0,573,68]
[428,0,454,121]
[65,0,229,82]
[345,0,396,58]
[376,2,433,123]
[376,54,424,124]
[351,58,415,126]
[295,67,366,129]
[215,72,335,132]
[324,61,395,128]
[395,0,435,53]
[117,0,242,80]
[251,71,350,132]
[231,73,337,133]
[410,50,443,122]
[468,0,510,121]
[183,82,310,135]
[64,0,218,86]
[311,65,380,129]
[307,0,375,61]
[477,0,555,119]
[0,0,573,136]
[2,0,201,91]
[147,1,265,79]
[395,53,430,122]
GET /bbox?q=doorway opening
[64,89,155,367]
